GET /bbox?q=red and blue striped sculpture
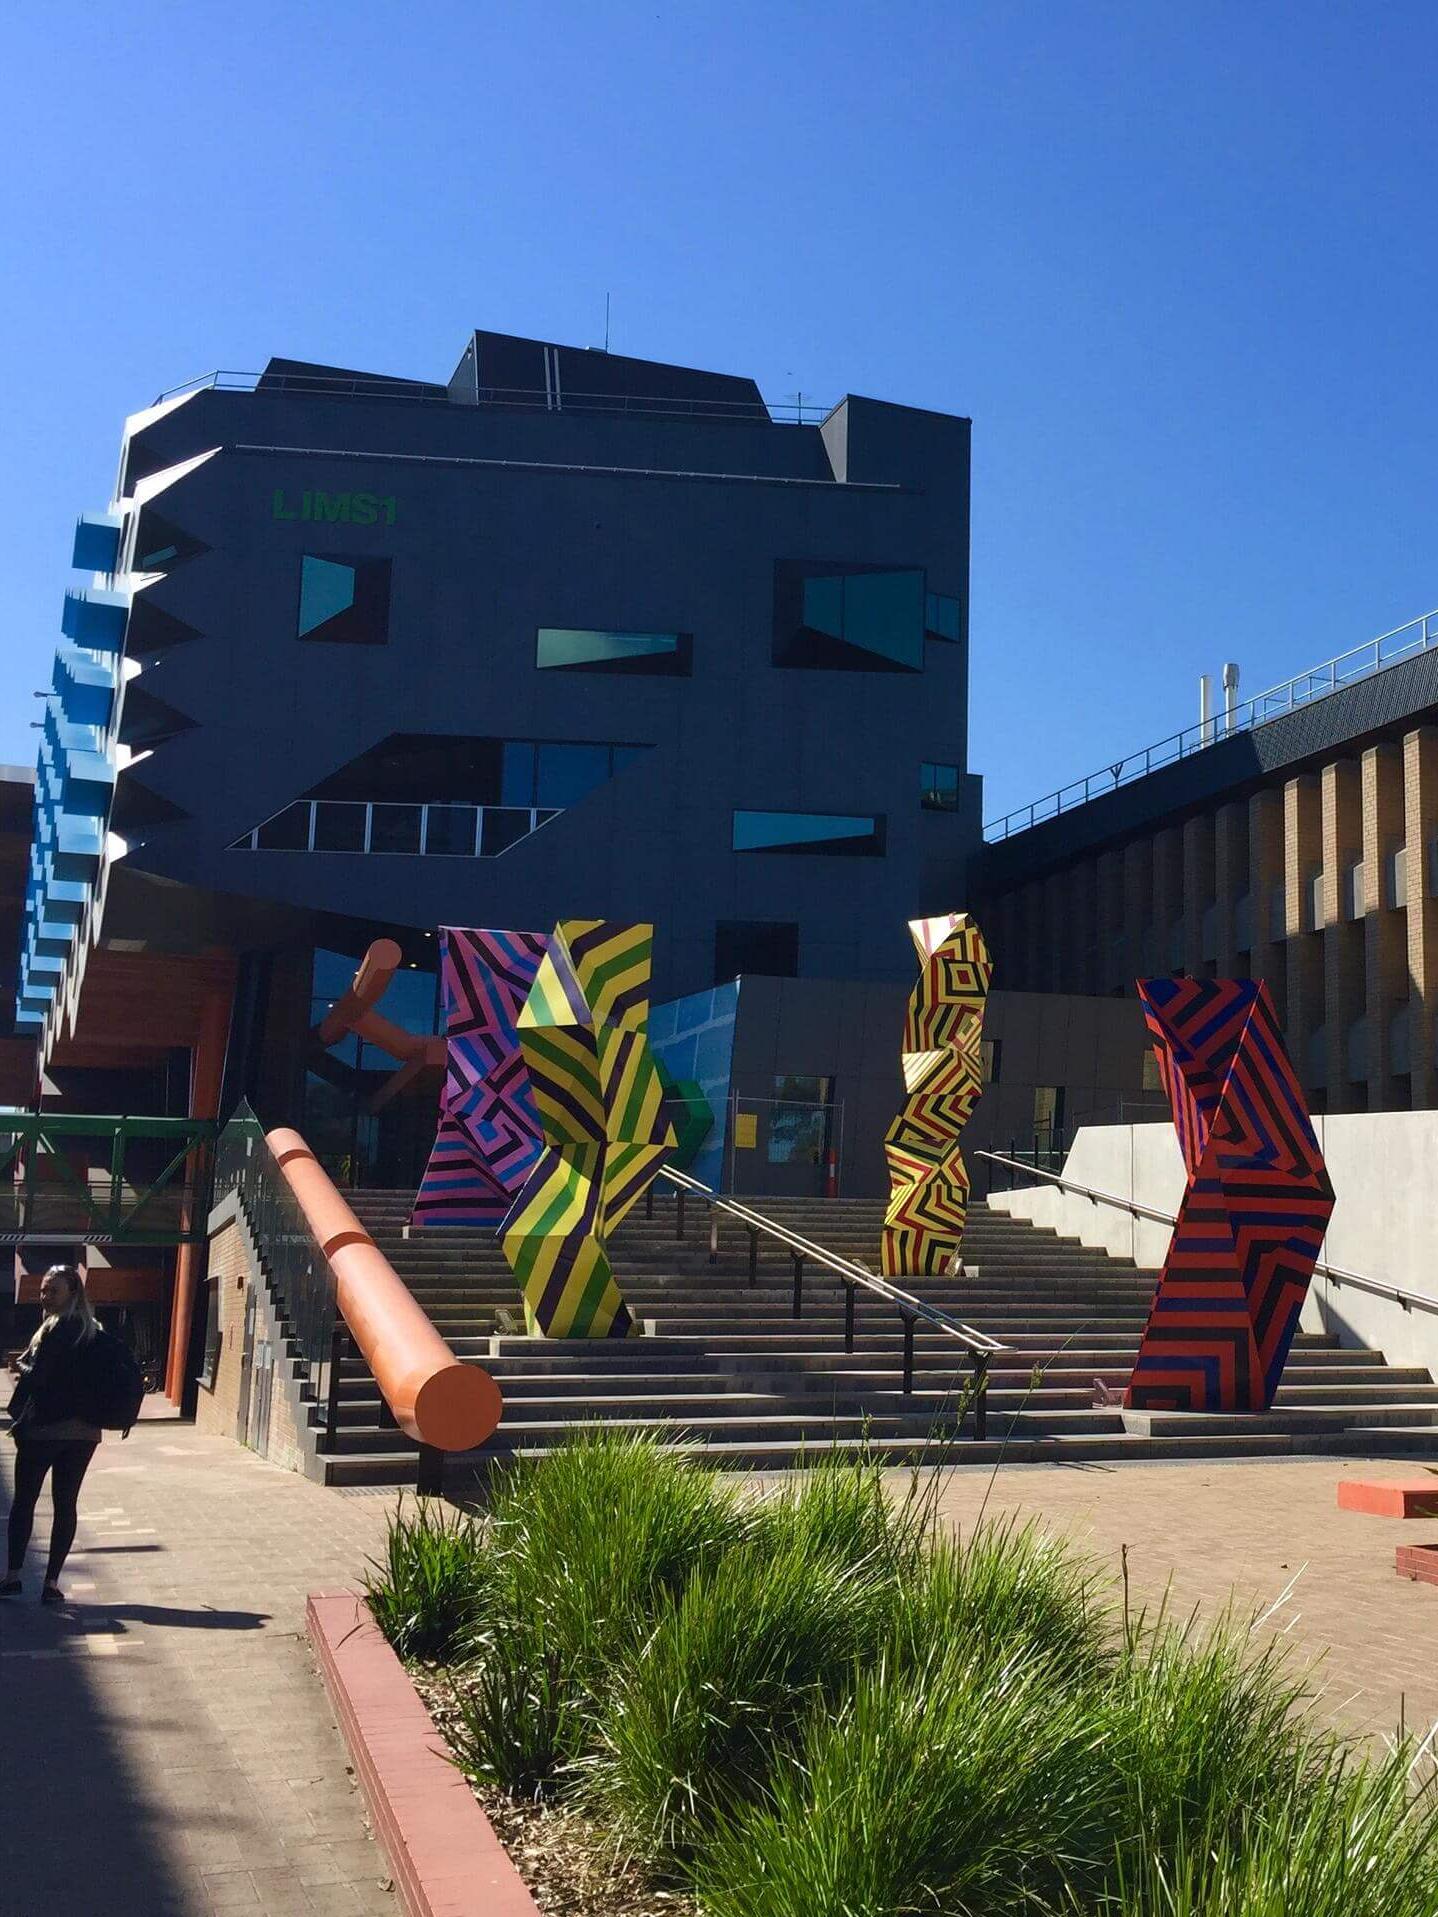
[411,927,548,1229]
[1126,976,1335,1414]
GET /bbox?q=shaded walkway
[0,1411,400,1915]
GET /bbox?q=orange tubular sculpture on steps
[266,1129,502,1452]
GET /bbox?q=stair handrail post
[901,1309,917,1396]
[747,1227,759,1289]
[708,1208,719,1266]
[972,1350,989,1441]
[791,1251,804,1319]
[416,1443,444,1498]
[324,1322,347,1451]
[843,1280,856,1353]
[676,1186,686,1240]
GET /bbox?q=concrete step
[317,1188,1437,1489]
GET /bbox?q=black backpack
[78,1327,146,1434]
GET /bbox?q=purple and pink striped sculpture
[411,927,548,1229]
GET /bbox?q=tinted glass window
[369,803,422,854]
[537,628,690,674]
[312,801,367,851]
[481,807,536,856]
[500,742,536,807]
[774,562,925,671]
[733,810,885,855]
[256,802,310,850]
[536,743,611,808]
[920,762,961,811]
[423,805,478,856]
[842,571,925,668]
[297,554,390,645]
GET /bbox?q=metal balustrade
[231,798,562,857]
[652,1164,1005,1435]
[985,608,1438,843]
[977,1147,1438,1317]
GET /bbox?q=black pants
[6,1438,98,1583]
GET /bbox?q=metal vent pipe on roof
[1199,673,1214,745]
[1222,661,1240,733]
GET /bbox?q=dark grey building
[21,330,981,1177]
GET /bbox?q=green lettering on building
[271,489,397,525]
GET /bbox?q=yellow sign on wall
[733,1112,758,1150]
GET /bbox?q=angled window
[297,554,391,644]
[132,509,209,575]
[773,562,925,671]
[920,762,961,811]
[537,628,692,675]
[228,734,647,854]
[733,810,885,856]
[925,591,961,642]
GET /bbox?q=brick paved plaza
[928,1455,1438,1744]
[1,1422,1434,1915]
[0,1411,398,1917]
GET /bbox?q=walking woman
[4,1265,102,1604]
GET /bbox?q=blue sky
[4,1,1433,820]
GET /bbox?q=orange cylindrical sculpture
[314,938,404,1046]
[266,1129,502,1451]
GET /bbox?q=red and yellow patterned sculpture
[881,913,992,1278]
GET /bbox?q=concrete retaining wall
[987,1115,1438,1380]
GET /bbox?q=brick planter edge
[307,1592,541,1917]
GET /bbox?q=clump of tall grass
[582,1538,897,1863]
[742,1450,932,1577]
[362,1497,488,1661]
[1103,1601,1322,1863]
[1103,1741,1438,1916]
[691,1638,1117,1917]
[888,1514,1106,1677]
[365,1435,1438,1912]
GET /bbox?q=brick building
[970,613,1438,1115]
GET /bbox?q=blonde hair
[43,1264,99,1342]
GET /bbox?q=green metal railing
[0,1113,221,1245]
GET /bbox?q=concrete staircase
[307,1192,1438,1485]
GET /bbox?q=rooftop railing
[984,607,1438,843]
[149,369,835,426]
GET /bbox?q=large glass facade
[303,948,440,1187]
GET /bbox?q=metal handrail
[149,367,835,425]
[984,607,1438,842]
[653,1164,1003,1435]
[976,1148,1438,1318]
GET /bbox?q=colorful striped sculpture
[501,920,676,1338]
[881,913,992,1278]
[1127,976,1335,1414]
[411,928,548,1229]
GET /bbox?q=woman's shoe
[0,1576,21,1597]
[39,1582,65,1606]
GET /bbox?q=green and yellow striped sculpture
[500,920,676,1337]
